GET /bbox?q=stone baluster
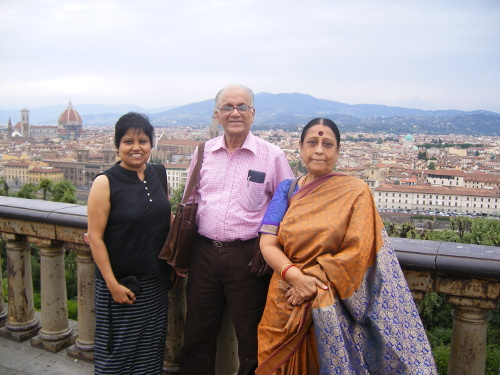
[0,238,7,327]
[164,277,187,374]
[67,243,95,362]
[446,296,498,375]
[30,238,76,352]
[0,233,39,341]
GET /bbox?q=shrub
[432,345,449,374]
[486,345,500,375]
[67,298,78,320]
[33,292,41,311]
[427,327,452,348]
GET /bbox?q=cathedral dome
[404,134,414,142]
[58,101,82,126]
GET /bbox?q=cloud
[0,0,499,112]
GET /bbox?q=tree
[16,183,38,199]
[38,178,54,200]
[428,162,436,170]
[289,160,306,175]
[450,217,472,240]
[51,180,77,203]
[0,177,8,196]
[464,219,500,246]
[418,151,428,161]
[398,221,418,239]
[169,184,185,214]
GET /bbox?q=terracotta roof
[164,163,190,169]
[375,184,500,197]
[58,101,82,125]
[157,139,203,146]
[5,162,31,167]
[424,169,467,177]
[29,167,64,173]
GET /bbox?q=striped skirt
[94,275,169,375]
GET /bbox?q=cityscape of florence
[1,99,499,218]
[1,1,499,374]
[1,97,500,375]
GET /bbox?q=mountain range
[2,93,499,135]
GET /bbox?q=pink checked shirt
[184,132,294,242]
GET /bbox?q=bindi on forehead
[318,131,323,136]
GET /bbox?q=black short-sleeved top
[101,162,171,280]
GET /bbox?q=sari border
[290,172,345,203]
[259,223,279,235]
[256,302,313,375]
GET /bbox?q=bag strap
[181,142,206,204]
[152,163,168,196]
[287,176,301,202]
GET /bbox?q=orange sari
[257,176,436,375]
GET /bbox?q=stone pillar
[0,233,39,341]
[215,305,239,375]
[446,296,497,375]
[0,238,7,327]
[164,277,187,374]
[67,244,95,362]
[31,238,76,352]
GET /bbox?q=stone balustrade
[1,197,499,375]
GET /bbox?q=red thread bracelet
[281,264,297,281]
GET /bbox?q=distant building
[56,101,84,139]
[153,139,203,163]
[403,133,415,154]
[4,162,31,187]
[165,163,190,191]
[208,113,220,139]
[375,184,499,216]
[10,101,84,140]
[4,161,63,187]
[45,149,116,187]
[423,169,467,187]
[27,167,64,185]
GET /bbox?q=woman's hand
[169,267,189,289]
[174,267,189,278]
[284,268,328,306]
[109,282,136,305]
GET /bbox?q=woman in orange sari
[256,118,437,374]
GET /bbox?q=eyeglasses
[217,104,253,114]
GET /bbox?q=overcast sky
[1,0,499,113]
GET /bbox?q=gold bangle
[280,263,293,278]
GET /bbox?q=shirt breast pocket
[240,170,267,212]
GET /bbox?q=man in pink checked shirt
[178,84,294,375]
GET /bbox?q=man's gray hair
[215,84,255,109]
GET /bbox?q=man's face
[215,86,255,139]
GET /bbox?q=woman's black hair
[114,112,154,149]
[300,118,340,147]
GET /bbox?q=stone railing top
[0,196,87,229]
[391,237,500,279]
[1,197,499,280]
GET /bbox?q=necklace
[301,175,308,187]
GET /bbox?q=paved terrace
[0,197,499,375]
[0,318,93,374]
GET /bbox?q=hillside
[2,93,499,135]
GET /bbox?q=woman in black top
[87,112,172,374]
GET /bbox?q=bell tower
[21,108,29,138]
[209,113,219,139]
[7,117,12,138]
